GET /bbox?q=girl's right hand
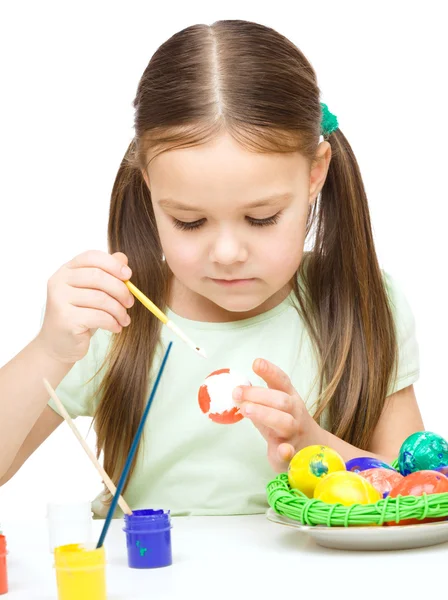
[36,250,135,364]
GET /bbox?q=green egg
[398,431,448,475]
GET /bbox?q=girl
[0,19,423,517]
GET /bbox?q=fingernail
[232,387,242,402]
[257,359,266,371]
[121,266,132,278]
[243,403,251,416]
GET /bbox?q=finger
[69,288,131,328]
[278,443,295,463]
[252,358,295,395]
[233,386,293,414]
[70,306,124,335]
[67,267,135,309]
[68,250,132,281]
[247,418,294,470]
[111,251,129,267]
[247,418,278,443]
[244,418,291,462]
[240,402,296,439]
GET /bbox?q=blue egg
[345,457,397,473]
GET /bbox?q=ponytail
[294,128,398,448]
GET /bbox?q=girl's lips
[211,278,256,286]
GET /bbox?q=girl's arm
[0,249,134,484]
[0,337,67,482]
[311,385,424,464]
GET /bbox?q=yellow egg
[314,471,382,506]
[287,445,346,497]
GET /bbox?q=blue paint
[310,457,328,478]
[123,509,172,569]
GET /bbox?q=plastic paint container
[47,501,93,552]
[123,509,172,569]
[0,535,8,595]
[54,543,106,600]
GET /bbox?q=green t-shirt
[47,271,419,517]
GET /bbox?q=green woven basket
[267,470,448,527]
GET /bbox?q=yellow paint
[54,544,106,600]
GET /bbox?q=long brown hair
[93,19,398,500]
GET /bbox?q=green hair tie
[320,102,339,136]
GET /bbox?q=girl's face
[144,131,331,321]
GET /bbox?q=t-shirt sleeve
[382,271,420,396]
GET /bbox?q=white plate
[266,508,448,551]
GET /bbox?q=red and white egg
[198,368,251,424]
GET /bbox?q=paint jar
[47,501,93,552]
[0,535,8,595]
[54,543,106,600]
[123,508,172,569]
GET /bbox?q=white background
[0,1,447,519]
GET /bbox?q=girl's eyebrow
[157,192,294,212]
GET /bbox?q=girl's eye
[172,218,206,231]
[246,212,281,227]
[172,211,281,231]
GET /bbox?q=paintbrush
[43,378,132,515]
[125,280,206,358]
[96,341,173,548]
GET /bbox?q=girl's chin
[209,296,268,315]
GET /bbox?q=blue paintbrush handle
[96,341,173,548]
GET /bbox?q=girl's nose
[209,229,248,265]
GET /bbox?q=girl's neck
[167,277,292,323]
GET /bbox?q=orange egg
[387,470,448,526]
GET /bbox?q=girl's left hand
[232,358,320,473]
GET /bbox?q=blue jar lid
[124,509,171,531]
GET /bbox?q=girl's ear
[309,141,332,205]
[141,169,150,189]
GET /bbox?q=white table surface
[2,514,447,599]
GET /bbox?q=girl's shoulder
[381,270,420,395]
[381,270,417,333]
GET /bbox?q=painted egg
[198,368,251,424]
[398,431,448,476]
[288,445,346,498]
[358,467,404,498]
[345,457,396,473]
[314,471,382,506]
[387,470,448,525]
